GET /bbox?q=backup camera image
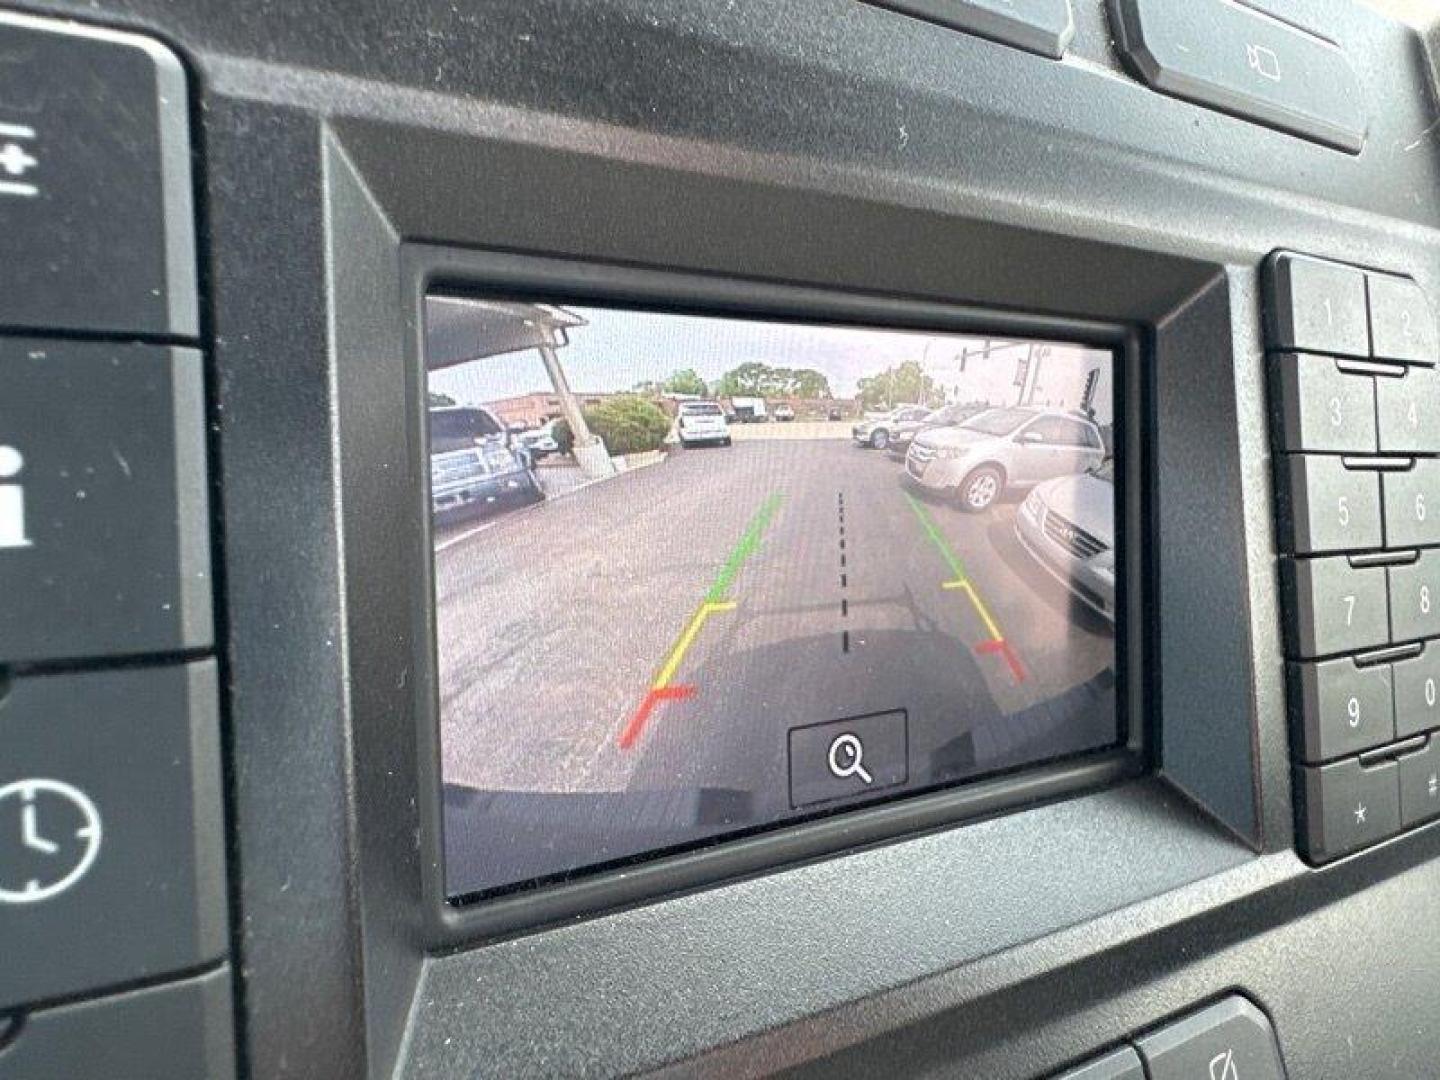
[428,297,1120,900]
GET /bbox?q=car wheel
[870,428,889,450]
[958,465,1003,512]
[521,472,545,504]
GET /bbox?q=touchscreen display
[428,296,1121,901]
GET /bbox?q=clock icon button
[0,778,103,904]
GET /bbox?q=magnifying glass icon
[827,733,873,784]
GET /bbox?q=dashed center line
[838,490,850,654]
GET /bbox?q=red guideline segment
[975,638,1027,684]
[618,685,696,750]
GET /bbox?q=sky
[426,302,1112,420]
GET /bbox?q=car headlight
[935,445,964,460]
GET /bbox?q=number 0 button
[1394,644,1440,739]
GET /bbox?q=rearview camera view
[428,296,1121,901]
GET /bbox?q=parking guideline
[705,492,782,604]
[619,493,783,749]
[903,491,1026,684]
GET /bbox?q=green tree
[856,360,941,410]
[714,361,774,398]
[787,368,832,399]
[662,369,708,396]
[715,361,831,399]
[427,390,457,408]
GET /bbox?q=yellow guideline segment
[941,579,1003,642]
[653,601,737,689]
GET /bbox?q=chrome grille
[432,449,488,485]
[1042,510,1107,559]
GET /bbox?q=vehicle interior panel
[3,0,1440,1077]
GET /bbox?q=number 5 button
[1277,456,1382,554]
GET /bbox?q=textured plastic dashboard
[19,0,1440,1076]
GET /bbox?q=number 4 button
[1378,364,1440,455]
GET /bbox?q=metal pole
[537,326,615,477]
[537,332,595,445]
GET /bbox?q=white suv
[676,401,732,447]
[905,407,1105,512]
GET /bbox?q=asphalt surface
[436,436,1116,893]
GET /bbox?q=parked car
[1015,459,1115,623]
[827,406,844,421]
[852,405,932,450]
[515,419,561,460]
[429,405,543,520]
[905,407,1105,512]
[677,400,732,447]
[884,401,991,459]
[773,403,796,422]
[730,396,768,423]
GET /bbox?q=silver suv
[851,405,929,450]
[905,406,1105,512]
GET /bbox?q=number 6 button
[1383,460,1440,548]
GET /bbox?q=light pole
[534,320,616,479]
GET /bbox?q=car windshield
[932,404,978,424]
[681,402,722,416]
[960,408,1034,436]
[430,408,503,453]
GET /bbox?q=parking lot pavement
[727,419,851,441]
[437,437,1115,826]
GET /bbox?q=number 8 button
[1390,550,1440,643]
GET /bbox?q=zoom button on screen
[788,711,908,809]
